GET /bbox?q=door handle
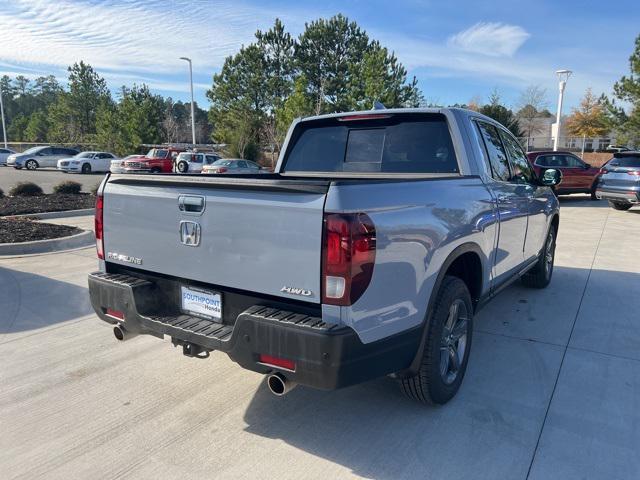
[178,195,205,213]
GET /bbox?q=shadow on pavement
[0,266,92,333]
[241,265,640,479]
[557,195,608,208]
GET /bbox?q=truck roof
[296,107,492,124]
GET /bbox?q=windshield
[283,113,458,174]
[146,149,168,159]
[22,147,44,154]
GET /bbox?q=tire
[25,159,38,170]
[522,225,556,289]
[150,167,161,174]
[590,185,598,200]
[609,201,632,211]
[400,276,473,405]
[177,161,188,173]
[81,163,91,174]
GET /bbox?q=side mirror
[541,168,562,186]
[584,163,592,169]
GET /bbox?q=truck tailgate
[102,175,328,303]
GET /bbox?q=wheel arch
[402,242,485,376]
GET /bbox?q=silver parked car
[201,158,265,174]
[596,152,640,210]
[0,147,16,166]
[7,146,79,170]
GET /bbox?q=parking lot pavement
[0,166,106,194]
[1,198,638,479]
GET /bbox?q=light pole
[553,69,572,151]
[179,57,196,146]
[0,82,7,148]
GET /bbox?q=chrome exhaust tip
[266,373,297,396]
[113,324,137,341]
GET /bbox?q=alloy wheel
[439,299,469,385]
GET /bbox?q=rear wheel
[590,185,598,200]
[522,225,556,289]
[177,161,188,173]
[609,201,632,211]
[25,159,38,170]
[81,163,91,174]
[399,276,473,405]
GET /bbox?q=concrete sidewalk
[0,197,638,479]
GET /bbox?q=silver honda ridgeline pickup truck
[88,108,561,405]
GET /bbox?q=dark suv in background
[527,151,601,199]
[596,152,640,210]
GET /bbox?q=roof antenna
[372,101,386,110]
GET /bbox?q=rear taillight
[321,212,376,306]
[95,192,104,259]
[599,168,607,175]
[627,171,640,176]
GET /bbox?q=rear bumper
[596,187,640,204]
[88,271,420,390]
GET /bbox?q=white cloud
[0,0,309,74]
[447,22,530,57]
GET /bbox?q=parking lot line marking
[525,208,611,479]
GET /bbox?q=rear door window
[564,155,585,168]
[283,113,458,174]
[499,130,535,184]
[475,121,510,181]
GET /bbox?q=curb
[7,208,95,220]
[0,230,95,256]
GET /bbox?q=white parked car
[175,152,222,173]
[0,147,16,166]
[57,151,118,174]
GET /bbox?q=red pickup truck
[122,147,184,173]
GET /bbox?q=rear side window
[283,113,458,174]
[475,121,510,181]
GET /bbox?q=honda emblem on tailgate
[180,221,201,247]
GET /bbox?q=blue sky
[0,0,638,111]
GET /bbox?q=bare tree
[516,85,549,149]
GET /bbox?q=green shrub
[90,182,100,195]
[9,182,43,197]
[53,180,82,195]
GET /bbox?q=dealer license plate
[180,286,222,321]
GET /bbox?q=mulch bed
[0,217,81,243]
[0,193,96,217]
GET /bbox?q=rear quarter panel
[323,177,497,343]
